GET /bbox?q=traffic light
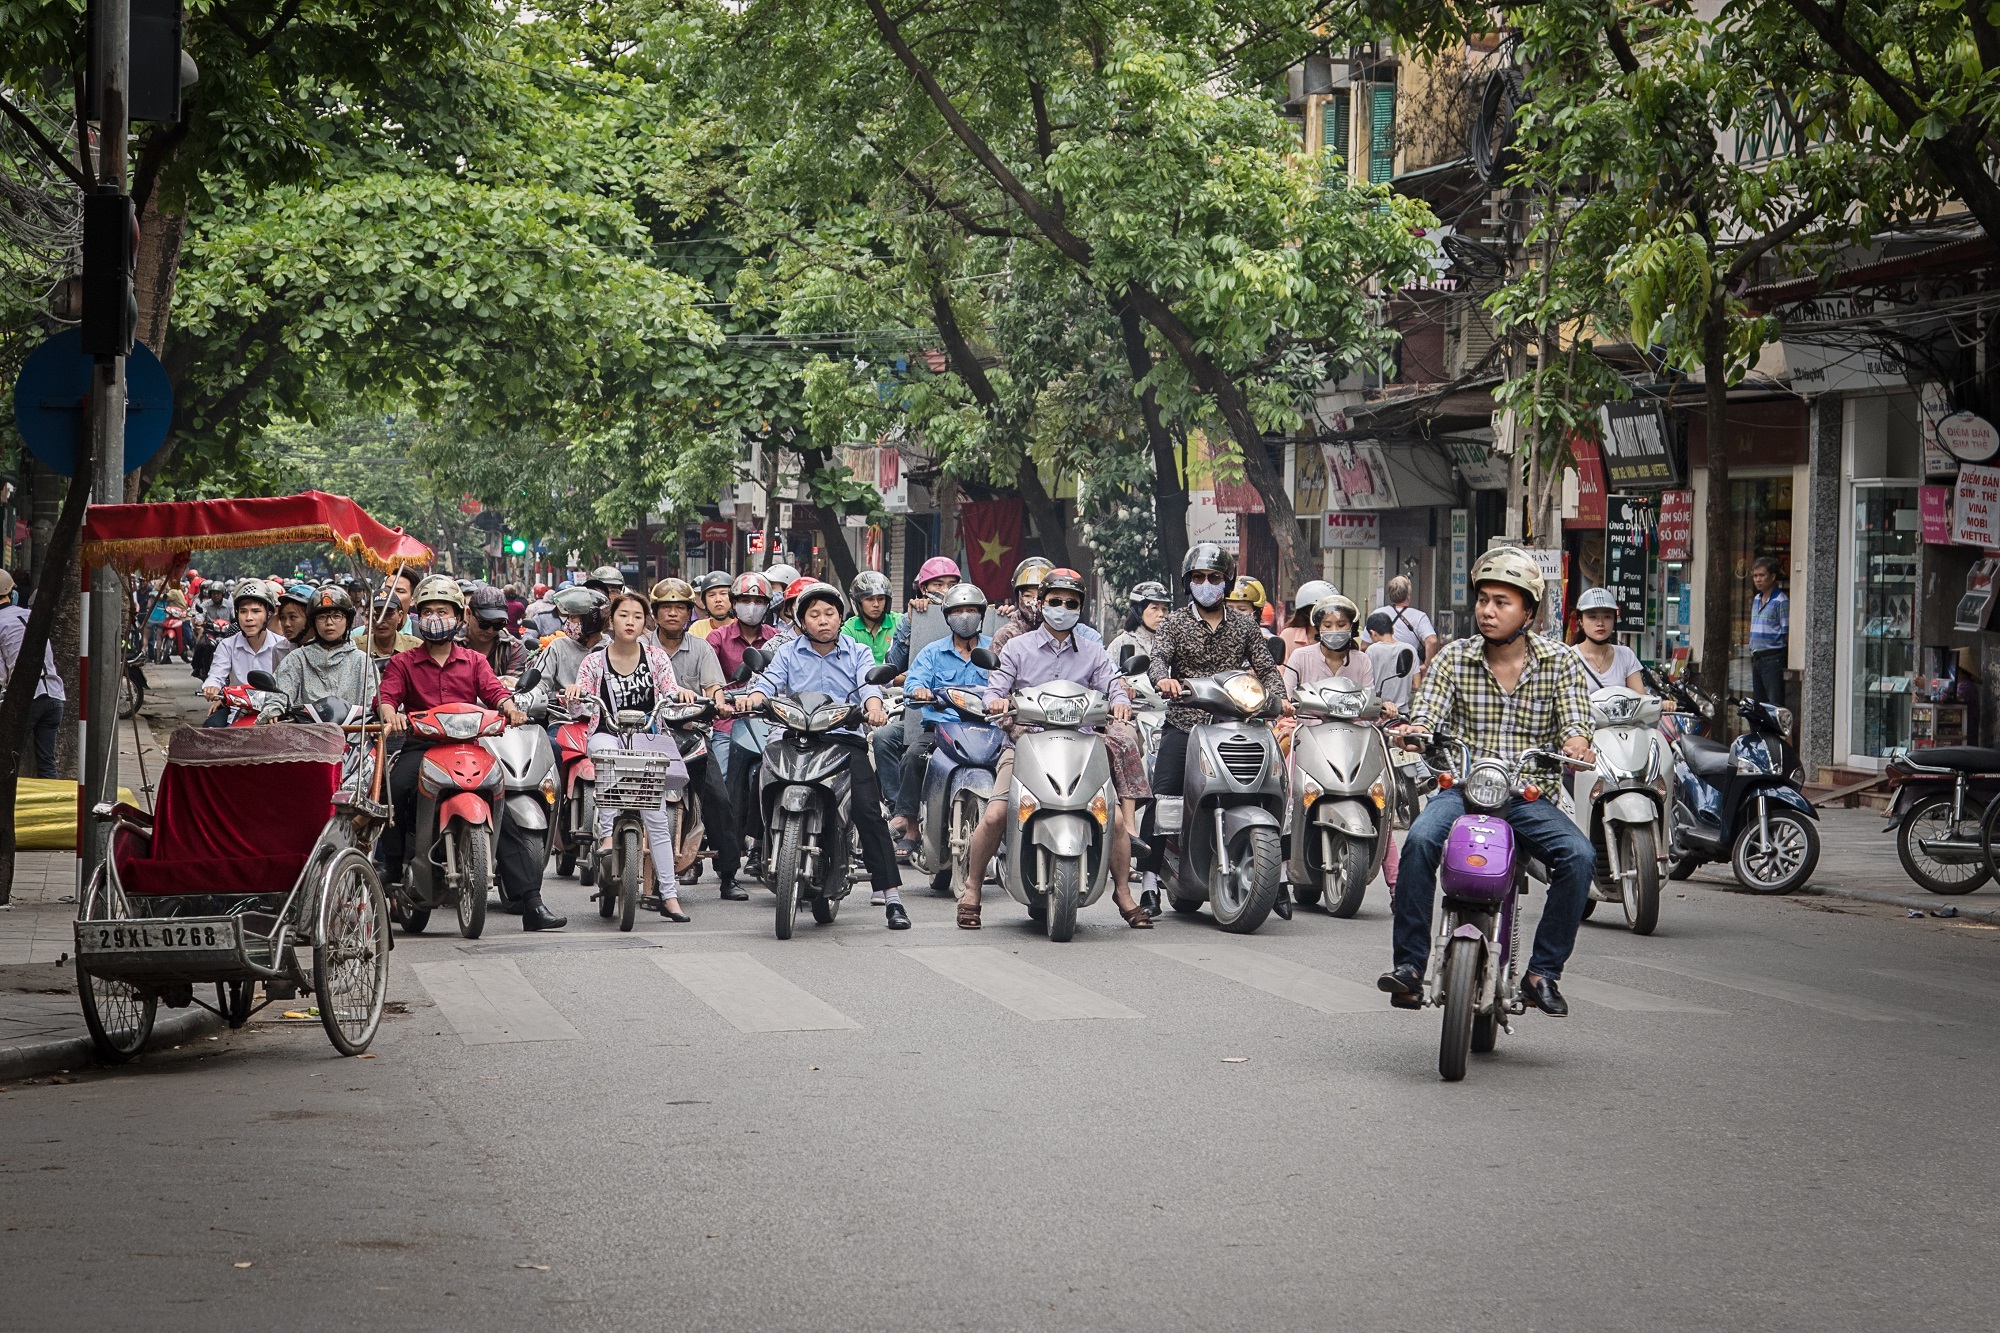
[89,0,199,125]
[80,189,136,357]
[505,536,529,557]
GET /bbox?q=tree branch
[0,93,89,190]
[894,160,1026,238]
[1725,208,1820,283]
[1603,21,1639,76]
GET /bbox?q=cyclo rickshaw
[70,490,430,1061]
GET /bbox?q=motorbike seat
[1675,733,1735,781]
[1898,745,2000,773]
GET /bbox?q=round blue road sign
[10,328,174,477]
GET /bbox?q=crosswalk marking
[411,958,582,1045]
[1136,939,1381,1015]
[1561,975,1727,1014]
[1625,959,1945,1023]
[900,947,1142,1021]
[653,952,861,1032]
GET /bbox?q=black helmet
[306,585,356,636]
[552,585,610,638]
[1041,567,1088,600]
[468,585,510,626]
[1181,542,1236,589]
[1128,580,1170,608]
[694,571,733,596]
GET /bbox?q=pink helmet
[916,556,961,586]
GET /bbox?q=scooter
[1666,696,1820,893]
[659,698,720,879]
[1159,670,1287,932]
[397,700,510,939]
[216,671,287,727]
[910,688,1004,897]
[487,668,559,915]
[1571,686,1671,934]
[1287,677,1393,918]
[591,701,689,931]
[546,694,599,886]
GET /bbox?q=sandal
[956,900,982,930]
[1119,902,1154,929]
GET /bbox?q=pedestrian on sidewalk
[0,570,64,778]
[1749,556,1789,707]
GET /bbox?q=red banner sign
[1656,489,1694,561]
[1565,434,1607,528]
[699,519,734,544]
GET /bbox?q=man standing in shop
[1749,556,1789,706]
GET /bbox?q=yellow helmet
[1225,575,1267,610]
[1469,546,1546,607]
[1012,556,1055,591]
[1310,593,1361,628]
[648,577,695,606]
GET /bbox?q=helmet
[1226,576,1267,610]
[232,579,279,612]
[552,585,608,619]
[730,572,772,600]
[850,570,891,603]
[1469,546,1546,608]
[1041,568,1087,600]
[649,577,696,606]
[411,574,467,612]
[279,581,315,608]
[940,583,989,613]
[792,580,846,623]
[1576,586,1619,614]
[694,571,733,597]
[783,576,818,605]
[1128,580,1171,608]
[1310,593,1362,629]
[468,585,510,625]
[1292,579,1335,612]
[763,562,800,590]
[306,585,356,631]
[584,565,625,591]
[1012,556,1054,590]
[916,556,961,587]
[456,578,478,596]
[1181,542,1236,588]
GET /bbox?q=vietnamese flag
[960,498,1023,601]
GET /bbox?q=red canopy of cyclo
[81,490,433,575]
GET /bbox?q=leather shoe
[522,902,568,931]
[719,880,749,901]
[1378,965,1422,1010]
[1272,891,1293,921]
[885,902,911,930]
[1521,973,1568,1017]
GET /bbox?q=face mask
[1191,581,1225,608]
[1319,629,1353,652]
[734,600,767,627]
[947,611,983,638]
[416,612,458,643]
[1040,605,1080,633]
[562,616,584,640]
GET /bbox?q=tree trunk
[127,198,186,500]
[798,448,862,591]
[1115,301,1187,581]
[1015,460,1073,569]
[1699,296,1735,711]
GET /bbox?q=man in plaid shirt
[1381,548,1597,1018]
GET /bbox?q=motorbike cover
[439,791,493,828]
[1312,797,1379,838]
[1029,812,1094,857]
[1440,814,1514,903]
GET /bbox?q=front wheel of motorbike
[1325,833,1371,919]
[1210,825,1283,934]
[1730,807,1819,894]
[455,824,491,939]
[1438,935,1480,1082]
[400,905,430,935]
[1619,825,1661,935]
[617,824,641,932]
[1291,882,1324,909]
[1580,898,1598,919]
[556,847,577,879]
[118,671,143,720]
[772,813,802,940]
[1168,894,1204,916]
[1901,794,1992,895]
[811,890,840,925]
[1471,1006,1500,1053]
[1046,854,1082,942]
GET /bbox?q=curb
[0,1003,224,1082]
[1799,881,2000,925]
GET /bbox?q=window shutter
[1323,90,1350,171]
[1368,82,1395,183]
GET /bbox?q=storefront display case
[1850,483,1920,758]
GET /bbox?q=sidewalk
[0,662,220,1080]
[1796,802,2000,922]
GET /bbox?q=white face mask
[947,611,984,639]
[734,600,767,626]
[1319,629,1353,652]
[1040,605,1080,633]
[1191,581,1225,608]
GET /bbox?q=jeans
[1392,787,1595,982]
[710,727,732,781]
[873,722,907,815]
[897,724,937,822]
[1751,650,1786,707]
[21,694,59,779]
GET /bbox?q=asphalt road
[8,860,2000,1333]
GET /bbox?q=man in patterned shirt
[1382,547,1596,1017]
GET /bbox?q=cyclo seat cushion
[120,726,343,896]
[1903,746,2000,773]
[1676,734,1735,781]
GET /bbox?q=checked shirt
[1407,632,1590,762]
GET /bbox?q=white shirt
[1571,641,1642,692]
[204,630,293,691]
[1371,603,1436,656]
[0,605,63,700]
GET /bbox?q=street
[7,856,1999,1332]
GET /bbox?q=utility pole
[80,0,130,894]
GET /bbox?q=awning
[81,490,433,575]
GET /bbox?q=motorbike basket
[596,741,686,812]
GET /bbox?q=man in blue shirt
[1749,556,1789,707]
[740,582,909,929]
[892,584,992,842]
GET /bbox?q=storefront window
[1849,484,1920,758]
[1324,548,1385,615]
[1727,477,1793,695]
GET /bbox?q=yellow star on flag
[977,534,1008,569]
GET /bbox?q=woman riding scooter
[1570,587,1649,693]
[260,586,373,722]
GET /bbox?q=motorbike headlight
[1222,675,1267,715]
[439,712,482,741]
[1324,691,1364,720]
[1043,694,1086,726]
[1464,762,1509,810]
[770,699,810,730]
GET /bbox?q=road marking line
[1624,959,1942,1022]
[652,952,860,1032]
[410,958,582,1045]
[1866,968,2000,1006]
[1135,939,1381,1014]
[1560,975,1726,1014]
[899,947,1142,1021]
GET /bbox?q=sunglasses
[1043,597,1082,611]
[1187,572,1226,585]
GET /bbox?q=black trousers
[1752,649,1786,707]
[687,749,739,882]
[377,741,428,881]
[1139,725,1192,873]
[839,738,902,893]
[896,724,938,821]
[21,694,59,779]
[726,726,764,852]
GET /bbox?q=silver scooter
[485,675,559,915]
[1570,685,1670,934]
[1287,677,1393,918]
[1160,671,1287,932]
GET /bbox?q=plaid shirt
[1408,633,1590,761]
[1146,605,1286,730]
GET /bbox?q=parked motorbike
[1666,696,1819,893]
[1571,686,1671,934]
[1887,746,2000,894]
[1158,670,1287,932]
[591,702,690,931]
[396,701,511,940]
[909,688,1004,897]
[1287,677,1393,918]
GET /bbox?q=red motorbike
[548,697,599,886]
[396,702,510,940]
[215,672,287,727]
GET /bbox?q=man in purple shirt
[958,569,1151,930]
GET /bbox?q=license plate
[76,918,239,955]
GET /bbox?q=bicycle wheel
[314,849,389,1056]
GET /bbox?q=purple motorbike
[1419,736,1575,1081]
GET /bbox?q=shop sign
[1449,508,1469,607]
[1958,557,2000,632]
[1922,383,1957,476]
[1448,439,1511,490]
[1920,486,1954,544]
[1599,401,1678,488]
[699,518,734,544]
[1525,546,1567,635]
[1938,412,2000,464]
[1656,489,1694,561]
[1322,511,1378,549]
[1605,496,1652,633]
[1322,442,1399,510]
[1951,463,2000,549]
[1187,490,1240,551]
[1565,434,1608,528]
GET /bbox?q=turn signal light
[1522,785,1541,802]
[1369,780,1386,809]
[1017,795,1039,825]
[1437,773,1454,789]
[1089,793,1109,826]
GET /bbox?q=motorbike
[1886,745,2000,894]
[659,697,720,880]
[487,668,559,915]
[214,671,287,727]
[1570,686,1672,934]
[909,687,1005,897]
[543,693,599,887]
[738,653,900,939]
[395,700,511,940]
[1666,696,1820,893]
[1287,677,1393,918]
[120,630,147,720]
[591,701,690,931]
[188,613,234,682]
[1158,670,1287,932]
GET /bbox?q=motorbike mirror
[1122,652,1151,678]
[864,663,899,686]
[514,667,542,694]
[733,648,768,682]
[969,647,1000,670]
[247,670,280,692]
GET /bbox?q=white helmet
[1576,587,1619,614]
[1292,579,1336,613]
[763,562,800,591]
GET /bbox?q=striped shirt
[1750,589,1789,652]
